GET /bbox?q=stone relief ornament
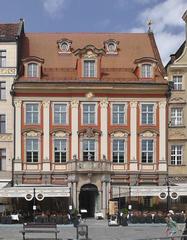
[71,99,79,108]
[100,98,108,109]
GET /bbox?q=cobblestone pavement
[0,219,185,240]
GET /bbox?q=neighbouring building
[12,28,169,217]
[0,19,24,211]
[166,10,187,210]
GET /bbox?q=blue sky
[1,0,187,64]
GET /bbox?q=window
[0,51,6,67]
[83,104,96,124]
[54,139,66,162]
[171,108,183,126]
[141,104,154,125]
[26,103,39,124]
[83,60,96,77]
[112,104,125,124]
[28,63,38,77]
[141,64,151,78]
[141,139,153,163]
[0,149,6,171]
[26,139,39,162]
[54,104,67,124]
[171,145,183,165]
[0,115,5,133]
[83,139,95,161]
[112,139,125,163]
[0,82,5,100]
[173,75,182,90]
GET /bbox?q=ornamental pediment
[50,128,71,137]
[73,45,105,57]
[22,128,43,137]
[169,97,186,104]
[78,128,101,137]
[109,129,129,137]
[139,129,158,137]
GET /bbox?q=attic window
[28,63,38,77]
[141,64,152,78]
[104,39,119,54]
[57,39,72,54]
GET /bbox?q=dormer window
[57,39,72,54]
[141,64,152,78]
[104,39,119,54]
[22,56,44,79]
[83,60,96,77]
[28,63,38,77]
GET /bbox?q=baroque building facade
[0,20,24,211]
[166,10,187,209]
[11,30,169,216]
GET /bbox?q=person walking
[165,215,179,240]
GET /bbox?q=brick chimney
[182,10,187,45]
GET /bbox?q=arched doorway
[79,184,99,217]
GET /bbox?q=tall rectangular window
[83,104,96,124]
[0,149,6,171]
[141,139,153,163]
[26,139,39,162]
[0,51,6,67]
[54,139,67,162]
[0,114,5,133]
[173,76,182,91]
[83,139,95,161]
[28,63,38,77]
[112,104,125,124]
[112,139,124,163]
[26,103,39,124]
[141,64,151,78]
[83,60,95,77]
[141,104,154,124]
[171,108,183,126]
[171,145,183,165]
[0,82,6,100]
[54,104,67,124]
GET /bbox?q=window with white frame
[112,104,125,124]
[26,139,39,162]
[0,149,6,171]
[141,139,154,163]
[0,51,6,67]
[173,75,182,91]
[112,139,125,163]
[141,64,152,78]
[83,60,96,77]
[171,145,183,165]
[83,139,95,161]
[141,104,154,125]
[26,103,39,124]
[28,63,38,77]
[171,108,183,126]
[0,82,6,100]
[83,103,96,124]
[54,104,67,125]
[54,139,67,162]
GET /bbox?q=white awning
[0,185,70,198]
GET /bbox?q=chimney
[182,10,187,45]
[170,54,176,63]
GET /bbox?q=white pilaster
[130,101,138,171]
[159,101,167,170]
[102,181,106,212]
[15,100,22,164]
[43,100,50,161]
[71,99,79,159]
[73,182,77,208]
[100,99,108,159]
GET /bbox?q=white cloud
[42,0,66,17]
[130,0,187,64]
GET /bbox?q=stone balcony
[66,160,111,173]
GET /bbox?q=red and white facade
[12,32,168,216]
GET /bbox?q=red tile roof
[19,32,165,83]
[0,23,21,41]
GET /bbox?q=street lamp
[33,188,36,223]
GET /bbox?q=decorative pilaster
[100,99,108,159]
[71,99,79,159]
[159,101,167,171]
[42,100,50,164]
[130,101,137,170]
[14,100,22,171]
